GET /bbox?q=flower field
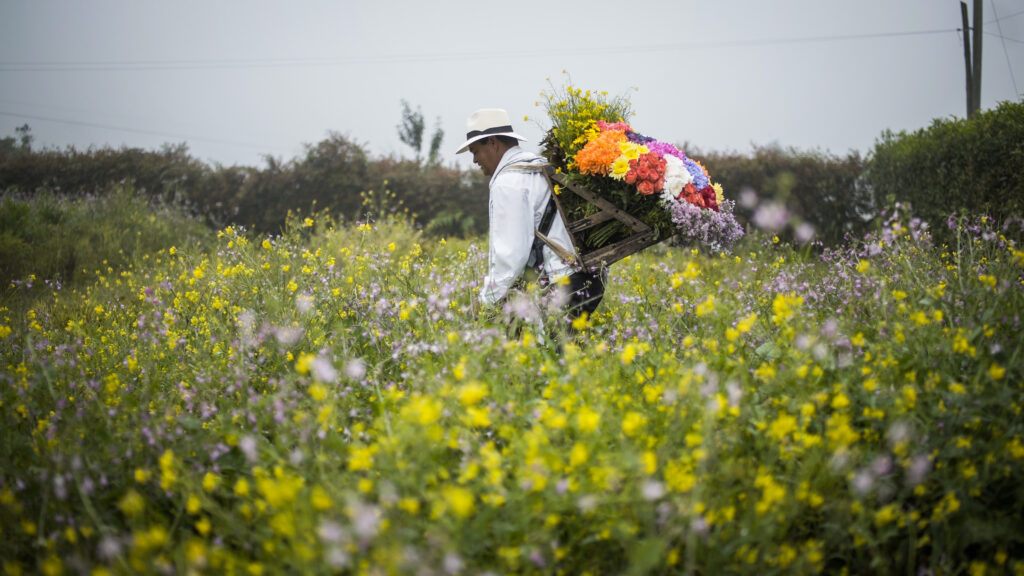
[2,197,1024,575]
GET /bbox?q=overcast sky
[1,1,1021,170]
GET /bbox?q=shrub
[699,145,872,246]
[0,186,212,291]
[865,99,1024,244]
[0,133,489,239]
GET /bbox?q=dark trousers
[565,270,606,322]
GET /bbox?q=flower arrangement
[539,81,743,252]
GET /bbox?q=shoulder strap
[530,179,576,266]
[538,195,558,236]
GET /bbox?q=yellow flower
[234,478,250,497]
[989,363,1006,380]
[458,381,487,406]
[402,396,442,426]
[576,407,600,433]
[569,442,588,467]
[311,485,333,511]
[159,449,177,490]
[348,445,375,472]
[754,472,786,515]
[771,293,803,326]
[571,312,590,331]
[466,406,492,428]
[295,353,314,375]
[309,383,328,402]
[609,157,631,180]
[195,516,211,536]
[695,295,715,317]
[620,344,638,365]
[736,312,757,333]
[443,486,475,519]
[118,489,145,517]
[831,393,850,410]
[664,459,695,493]
[642,451,657,475]
[186,494,201,515]
[621,412,646,437]
[712,182,724,206]
[874,504,897,527]
[202,472,221,493]
[768,413,798,442]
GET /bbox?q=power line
[0,28,959,72]
[990,0,1020,95]
[984,30,1024,44]
[0,110,291,152]
[985,7,1024,24]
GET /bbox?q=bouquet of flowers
[539,82,743,252]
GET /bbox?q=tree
[427,116,444,166]
[396,100,444,165]
[16,124,33,151]
[1,124,32,159]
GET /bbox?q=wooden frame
[545,167,661,270]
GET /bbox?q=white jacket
[480,146,576,306]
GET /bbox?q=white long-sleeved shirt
[480,146,576,306]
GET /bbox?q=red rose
[700,186,719,212]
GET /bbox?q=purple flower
[684,158,710,190]
[667,198,744,251]
[626,130,656,145]
[645,140,688,163]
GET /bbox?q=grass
[1,193,1023,575]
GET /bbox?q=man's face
[469,137,502,177]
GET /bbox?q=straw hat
[455,108,527,154]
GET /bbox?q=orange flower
[575,130,626,176]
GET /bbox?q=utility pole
[960,0,983,118]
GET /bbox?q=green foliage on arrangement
[866,99,1024,244]
[2,193,1023,574]
[540,82,633,167]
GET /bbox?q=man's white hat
[455,108,527,154]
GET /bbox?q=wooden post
[971,0,983,116]
[961,1,974,117]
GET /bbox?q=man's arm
[481,180,535,306]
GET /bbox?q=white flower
[239,435,258,463]
[311,355,338,383]
[660,155,693,204]
[345,358,366,380]
[641,480,665,501]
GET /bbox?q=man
[455,108,605,328]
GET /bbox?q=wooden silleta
[544,166,661,270]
